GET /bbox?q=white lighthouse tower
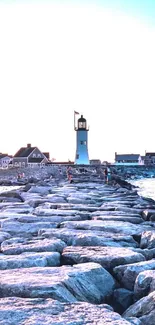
[74,113,90,165]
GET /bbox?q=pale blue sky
[0,0,155,162]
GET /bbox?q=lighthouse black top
[77,115,88,130]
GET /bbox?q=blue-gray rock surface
[0,165,155,324]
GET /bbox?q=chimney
[27,143,31,148]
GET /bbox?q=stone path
[0,169,155,324]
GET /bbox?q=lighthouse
[74,113,90,165]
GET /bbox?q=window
[38,154,41,158]
[80,140,86,145]
[76,154,79,159]
[33,154,36,158]
[78,122,86,128]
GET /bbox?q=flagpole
[74,110,79,130]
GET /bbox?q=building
[144,152,155,165]
[114,153,144,166]
[48,161,74,165]
[90,159,101,165]
[12,144,49,167]
[74,113,90,165]
[0,154,12,169]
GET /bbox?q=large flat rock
[0,262,115,303]
[39,228,138,247]
[33,207,90,218]
[1,237,66,254]
[0,220,58,234]
[62,246,145,271]
[0,252,60,269]
[91,210,141,217]
[0,297,133,325]
[92,215,143,224]
[59,220,153,236]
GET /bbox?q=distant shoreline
[0,165,155,185]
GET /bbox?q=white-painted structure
[74,114,90,165]
[0,154,12,169]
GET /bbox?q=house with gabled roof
[114,152,144,166]
[0,154,12,169]
[12,144,49,167]
[144,152,155,165]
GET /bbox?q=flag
[74,110,79,115]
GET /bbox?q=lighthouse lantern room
[74,113,90,165]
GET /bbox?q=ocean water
[131,178,155,201]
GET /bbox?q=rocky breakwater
[0,171,155,324]
[110,165,155,181]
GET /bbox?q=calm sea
[131,178,155,201]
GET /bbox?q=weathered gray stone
[93,215,143,224]
[34,207,87,216]
[114,260,155,290]
[125,317,142,325]
[24,198,50,208]
[33,207,90,220]
[0,262,115,303]
[112,288,134,313]
[28,185,51,195]
[134,270,155,299]
[0,231,11,243]
[62,246,145,271]
[58,220,153,236]
[1,237,66,254]
[0,200,29,210]
[2,207,33,214]
[0,167,155,323]
[0,297,133,325]
[123,290,155,325]
[91,210,141,217]
[115,207,143,214]
[0,190,24,202]
[39,228,138,247]
[0,212,35,222]
[0,196,22,203]
[129,247,155,260]
[0,251,60,269]
[141,209,155,221]
[44,194,67,203]
[0,220,58,234]
[140,231,155,249]
[66,197,97,205]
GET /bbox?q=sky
[0,0,155,163]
